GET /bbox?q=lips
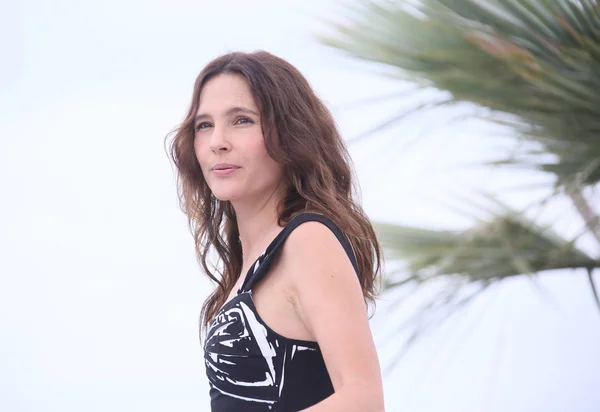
[211,163,240,171]
[211,163,240,177]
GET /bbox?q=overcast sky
[1,1,599,411]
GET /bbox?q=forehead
[197,74,257,114]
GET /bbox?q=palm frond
[373,194,599,366]
[320,0,600,185]
[377,195,598,288]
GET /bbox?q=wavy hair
[166,51,382,331]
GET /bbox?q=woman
[168,51,384,412]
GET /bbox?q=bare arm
[281,221,385,412]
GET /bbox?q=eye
[234,117,253,125]
[195,122,212,131]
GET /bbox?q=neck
[231,185,286,269]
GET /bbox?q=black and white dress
[204,213,359,412]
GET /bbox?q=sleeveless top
[203,213,359,412]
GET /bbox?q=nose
[209,125,231,153]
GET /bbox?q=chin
[211,189,243,202]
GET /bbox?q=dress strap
[239,213,359,293]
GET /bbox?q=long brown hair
[166,51,382,331]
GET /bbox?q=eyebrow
[194,107,259,125]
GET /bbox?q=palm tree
[320,0,600,367]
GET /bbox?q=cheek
[193,138,208,170]
[250,140,284,181]
[252,144,277,171]
[263,156,285,185]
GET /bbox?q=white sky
[1,0,599,411]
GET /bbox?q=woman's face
[194,73,285,204]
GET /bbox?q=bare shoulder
[281,221,364,318]
[278,220,360,300]
[277,220,382,402]
[284,220,343,254]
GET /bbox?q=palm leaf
[377,199,598,288]
[320,0,600,186]
[373,195,599,367]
